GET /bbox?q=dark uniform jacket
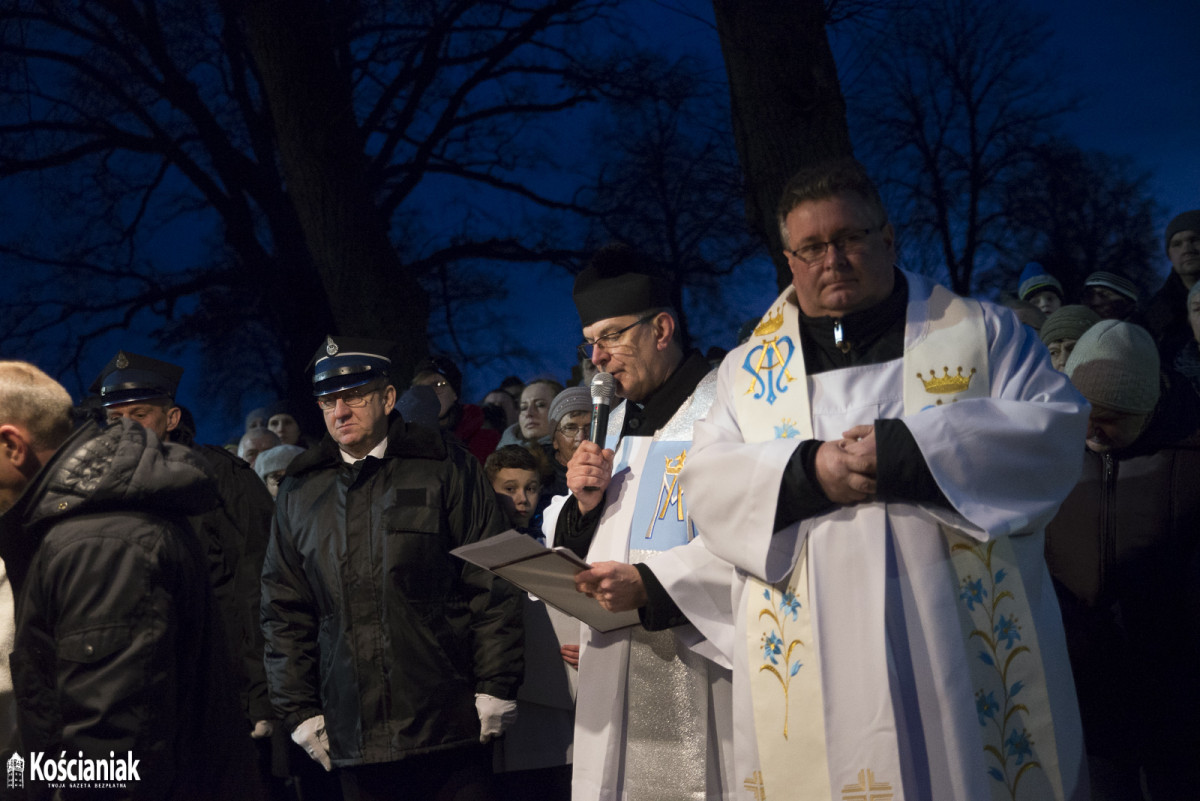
[0,419,250,800]
[170,430,275,725]
[261,412,522,768]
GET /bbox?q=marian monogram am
[630,441,695,550]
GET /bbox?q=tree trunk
[241,0,428,385]
[713,0,854,291]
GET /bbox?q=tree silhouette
[0,0,643,411]
[583,53,762,349]
[850,0,1076,294]
[713,0,854,292]
[993,140,1162,302]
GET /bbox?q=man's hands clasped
[814,425,878,505]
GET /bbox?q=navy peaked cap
[89,351,183,406]
[308,335,397,396]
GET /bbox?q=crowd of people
[0,159,1196,800]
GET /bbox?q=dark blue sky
[467,0,1200,409]
[26,1,1198,446]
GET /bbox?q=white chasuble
[545,372,738,801]
[684,273,1088,801]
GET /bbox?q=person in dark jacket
[1144,210,1200,365]
[412,355,501,463]
[260,336,523,801]
[89,351,278,793]
[1046,321,1200,800]
[0,360,251,800]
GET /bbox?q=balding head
[0,362,73,452]
[238,428,281,468]
[0,362,74,514]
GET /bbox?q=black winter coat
[261,413,522,768]
[0,419,253,800]
[170,430,276,725]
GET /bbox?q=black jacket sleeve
[874,419,952,508]
[555,495,606,559]
[635,563,689,631]
[773,439,837,531]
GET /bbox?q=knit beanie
[1040,305,1101,346]
[548,386,592,423]
[254,444,306,480]
[1065,320,1160,413]
[1165,210,1200,253]
[1017,262,1063,302]
[1083,271,1139,302]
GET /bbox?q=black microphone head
[590,372,615,405]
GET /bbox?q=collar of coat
[287,411,448,477]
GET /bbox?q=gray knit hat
[548,386,591,424]
[1065,320,1160,413]
[254,444,306,480]
[1040,305,1101,346]
[1165,210,1200,253]
[1083,271,1139,302]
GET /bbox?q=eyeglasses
[556,423,587,438]
[785,225,884,266]
[316,387,379,411]
[577,314,656,360]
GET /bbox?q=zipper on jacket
[1099,452,1117,600]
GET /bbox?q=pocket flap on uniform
[382,503,439,535]
[57,625,132,664]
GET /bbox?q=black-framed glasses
[577,314,656,360]
[316,386,379,411]
[785,225,884,265]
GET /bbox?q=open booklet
[451,529,640,633]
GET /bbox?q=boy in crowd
[485,445,543,533]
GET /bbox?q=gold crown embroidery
[916,366,976,395]
[754,307,785,336]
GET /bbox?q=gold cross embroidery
[743,771,766,800]
[841,768,893,801]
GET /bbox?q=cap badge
[115,352,129,369]
[325,336,338,356]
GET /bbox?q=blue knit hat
[1018,262,1063,302]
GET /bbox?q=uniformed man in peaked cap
[91,349,277,794]
[260,335,522,800]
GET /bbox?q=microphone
[588,372,615,450]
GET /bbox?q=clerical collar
[340,436,388,464]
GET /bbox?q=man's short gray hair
[777,158,889,249]
[0,361,74,451]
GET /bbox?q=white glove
[475,693,518,743]
[291,714,332,771]
[250,719,276,739]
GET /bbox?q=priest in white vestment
[675,159,1091,801]
[544,244,737,801]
